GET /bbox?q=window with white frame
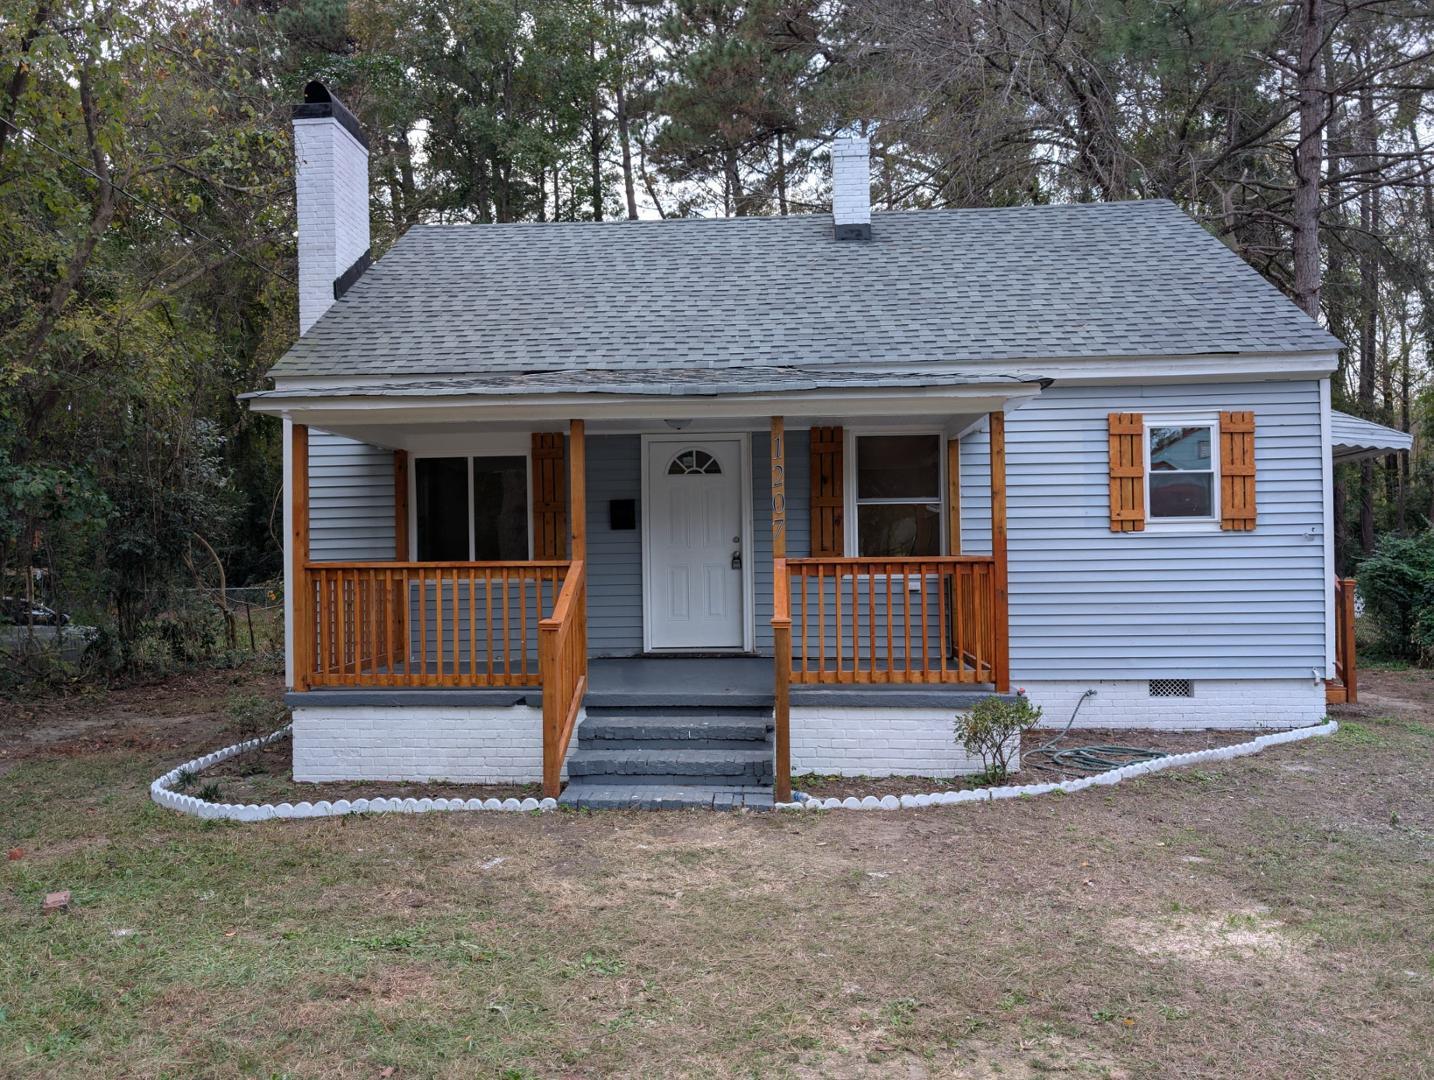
[1146,420,1217,521]
[414,455,530,561]
[850,433,943,556]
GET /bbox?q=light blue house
[244,84,1410,809]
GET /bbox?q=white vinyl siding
[997,381,1326,680]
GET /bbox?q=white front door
[644,436,748,651]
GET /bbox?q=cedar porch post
[771,416,792,802]
[393,450,409,558]
[568,420,586,561]
[391,449,409,673]
[989,411,1010,692]
[946,438,961,554]
[291,423,311,689]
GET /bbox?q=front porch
[281,398,1018,803]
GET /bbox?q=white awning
[1331,409,1412,464]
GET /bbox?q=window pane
[1150,426,1212,471]
[472,456,529,560]
[857,504,941,557]
[856,435,940,499]
[416,458,470,560]
[1149,472,1213,518]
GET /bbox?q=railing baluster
[843,565,854,682]
[447,568,457,681]
[937,564,948,682]
[817,565,826,680]
[798,567,809,680]
[502,570,512,685]
[336,570,349,682]
[918,562,929,682]
[519,571,528,682]
[901,567,912,680]
[466,568,476,686]
[865,563,875,684]
[417,568,428,686]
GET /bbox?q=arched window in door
[667,449,722,475]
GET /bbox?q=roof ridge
[404,198,1181,232]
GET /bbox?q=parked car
[0,596,70,626]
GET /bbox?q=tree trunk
[25,66,118,359]
[1398,345,1409,531]
[1292,0,1325,319]
[725,148,744,217]
[638,137,667,219]
[0,3,50,170]
[776,131,788,215]
[1357,69,1376,554]
[590,35,603,221]
[615,78,638,220]
[1322,49,1349,395]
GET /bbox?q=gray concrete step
[564,747,774,782]
[558,782,775,811]
[578,709,772,748]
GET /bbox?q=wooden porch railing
[299,560,572,688]
[1329,576,1357,704]
[540,560,587,798]
[783,556,999,684]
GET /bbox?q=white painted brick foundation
[292,705,566,783]
[791,707,1003,778]
[1018,679,1329,731]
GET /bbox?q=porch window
[851,433,942,557]
[1146,422,1217,520]
[415,455,530,560]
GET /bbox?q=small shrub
[956,692,1043,782]
[197,781,222,802]
[226,691,288,738]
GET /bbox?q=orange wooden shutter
[809,426,845,556]
[531,432,567,558]
[1220,410,1257,531]
[1108,413,1145,532]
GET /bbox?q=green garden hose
[1024,688,1168,775]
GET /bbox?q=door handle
[731,550,742,570]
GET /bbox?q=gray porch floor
[287,655,998,708]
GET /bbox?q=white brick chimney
[831,135,872,241]
[292,81,371,335]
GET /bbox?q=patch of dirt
[192,740,541,804]
[0,665,284,775]
[791,1033,1129,1079]
[1116,907,1306,976]
[796,727,1257,799]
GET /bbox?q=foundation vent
[1149,678,1193,698]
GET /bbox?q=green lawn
[1,669,1431,1078]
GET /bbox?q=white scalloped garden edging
[149,724,557,821]
[153,720,1339,821]
[777,720,1339,811]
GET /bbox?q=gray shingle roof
[267,200,1341,380]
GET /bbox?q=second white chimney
[831,135,872,241]
[292,81,371,335]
